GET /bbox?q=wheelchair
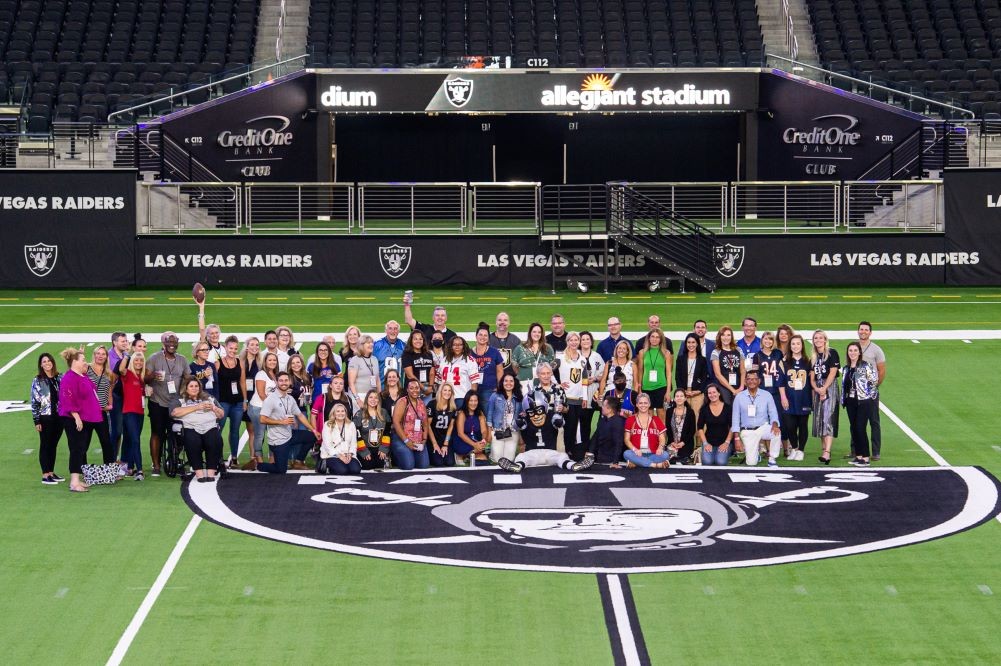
[162,420,228,479]
[161,421,190,479]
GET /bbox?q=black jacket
[674,354,709,393]
[587,413,626,463]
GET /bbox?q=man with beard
[144,331,187,476]
[489,311,521,371]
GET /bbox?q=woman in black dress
[664,388,697,464]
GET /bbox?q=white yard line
[0,342,42,376]
[880,400,1000,526]
[878,402,951,467]
[106,430,248,665]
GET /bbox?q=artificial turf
[1,287,999,664]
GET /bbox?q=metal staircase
[539,183,720,292]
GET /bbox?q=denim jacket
[487,393,519,431]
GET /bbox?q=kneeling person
[732,369,782,467]
[497,394,592,473]
[258,372,321,474]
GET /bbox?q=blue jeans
[110,392,124,454]
[122,412,144,471]
[257,442,291,474]
[217,401,245,458]
[624,450,670,467]
[391,434,429,470]
[325,457,362,474]
[702,444,732,466]
[247,404,264,457]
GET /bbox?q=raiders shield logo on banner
[444,78,474,108]
[714,243,745,278]
[24,243,58,277]
[185,466,1000,573]
[379,244,412,279]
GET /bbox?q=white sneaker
[792,450,803,461]
[767,458,778,468]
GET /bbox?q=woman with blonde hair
[319,402,361,474]
[120,351,148,479]
[809,329,841,464]
[340,325,362,366]
[86,345,116,465]
[348,334,381,411]
[275,326,297,371]
[58,347,105,492]
[428,382,457,467]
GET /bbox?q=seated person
[170,378,226,482]
[585,395,626,467]
[319,403,362,475]
[496,393,593,473]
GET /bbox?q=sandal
[69,485,89,493]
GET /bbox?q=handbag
[81,462,120,485]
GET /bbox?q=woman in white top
[437,335,481,409]
[558,331,588,461]
[319,402,361,474]
[348,335,382,411]
[248,352,279,464]
[275,326,296,371]
[578,330,605,446]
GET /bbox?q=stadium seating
[1,0,259,128]
[806,0,1001,115]
[307,0,764,68]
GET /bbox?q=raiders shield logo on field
[379,244,412,279]
[714,243,744,278]
[444,78,474,108]
[184,466,1000,573]
[24,242,58,277]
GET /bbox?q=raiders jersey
[521,419,559,450]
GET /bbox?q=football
[192,282,206,304]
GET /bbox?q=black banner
[943,169,1001,285]
[135,236,652,287]
[0,169,136,288]
[316,69,760,113]
[708,234,963,286]
[756,71,924,181]
[158,71,323,183]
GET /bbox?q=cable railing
[139,180,944,235]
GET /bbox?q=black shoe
[818,455,831,465]
[41,476,58,485]
[497,457,523,473]
[571,456,595,472]
[849,458,870,467]
[50,474,65,482]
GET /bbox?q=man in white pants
[498,394,591,473]
[731,369,782,467]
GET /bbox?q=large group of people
[29,292,888,491]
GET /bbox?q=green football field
[2,285,1000,665]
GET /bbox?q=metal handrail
[766,53,975,119]
[107,54,309,123]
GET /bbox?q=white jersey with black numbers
[437,356,482,400]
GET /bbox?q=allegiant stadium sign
[540,82,732,110]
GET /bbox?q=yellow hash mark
[930,295,962,299]
[710,295,738,299]
[842,295,872,299]
[345,297,376,301]
[886,295,916,299]
[753,295,784,299]
[301,297,331,301]
[79,297,109,301]
[34,297,64,301]
[124,297,154,301]
[477,297,509,300]
[666,295,696,299]
[212,297,243,301]
[797,295,828,299]
[256,297,288,301]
